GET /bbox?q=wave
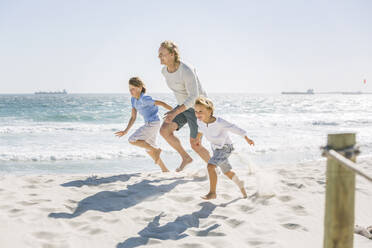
[0,124,126,134]
[312,121,339,126]
[0,151,148,162]
[30,113,124,123]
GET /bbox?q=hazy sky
[1,0,371,93]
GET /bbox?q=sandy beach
[2,0,372,247]
[1,157,371,248]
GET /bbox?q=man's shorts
[128,121,161,148]
[208,144,234,173]
[172,106,198,138]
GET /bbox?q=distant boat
[282,89,314,95]
[35,89,67,95]
[341,91,362,95]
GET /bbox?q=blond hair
[160,40,180,63]
[129,77,146,93]
[195,96,214,115]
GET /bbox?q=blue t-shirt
[131,93,160,122]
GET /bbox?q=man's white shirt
[161,61,207,109]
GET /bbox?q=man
[158,40,210,172]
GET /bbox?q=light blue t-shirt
[131,93,160,122]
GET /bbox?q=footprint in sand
[180,243,204,248]
[87,228,105,235]
[63,204,75,212]
[170,195,194,202]
[17,201,38,206]
[278,195,292,202]
[77,225,105,235]
[32,231,59,240]
[226,218,244,228]
[23,185,38,189]
[9,208,22,213]
[25,178,40,184]
[67,221,89,228]
[210,214,228,220]
[247,240,276,246]
[281,223,308,231]
[284,181,305,189]
[239,205,256,213]
[291,205,308,216]
[104,218,120,224]
[41,207,56,212]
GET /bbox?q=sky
[0,0,371,94]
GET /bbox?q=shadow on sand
[60,173,141,188]
[116,198,241,248]
[49,176,200,219]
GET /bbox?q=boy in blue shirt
[115,77,173,172]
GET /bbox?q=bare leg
[202,164,217,200]
[190,135,210,163]
[129,139,156,151]
[129,140,161,163]
[146,150,169,172]
[157,158,169,173]
[160,122,192,172]
[225,171,247,198]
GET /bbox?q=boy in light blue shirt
[115,77,173,172]
[131,93,160,123]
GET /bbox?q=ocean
[1,93,371,174]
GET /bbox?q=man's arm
[164,66,200,122]
[163,104,187,123]
[183,67,199,109]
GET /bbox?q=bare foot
[240,187,248,199]
[201,192,217,200]
[162,168,170,173]
[175,156,193,172]
[153,148,162,164]
[236,180,247,198]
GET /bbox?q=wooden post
[323,133,356,248]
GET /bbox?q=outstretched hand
[115,130,128,137]
[245,136,255,146]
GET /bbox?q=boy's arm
[115,108,137,137]
[221,118,255,145]
[154,100,173,111]
[124,108,137,132]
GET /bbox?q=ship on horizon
[35,89,67,95]
[281,89,314,95]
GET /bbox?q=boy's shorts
[208,144,234,173]
[172,106,198,139]
[128,121,161,148]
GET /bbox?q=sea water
[1,93,371,174]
